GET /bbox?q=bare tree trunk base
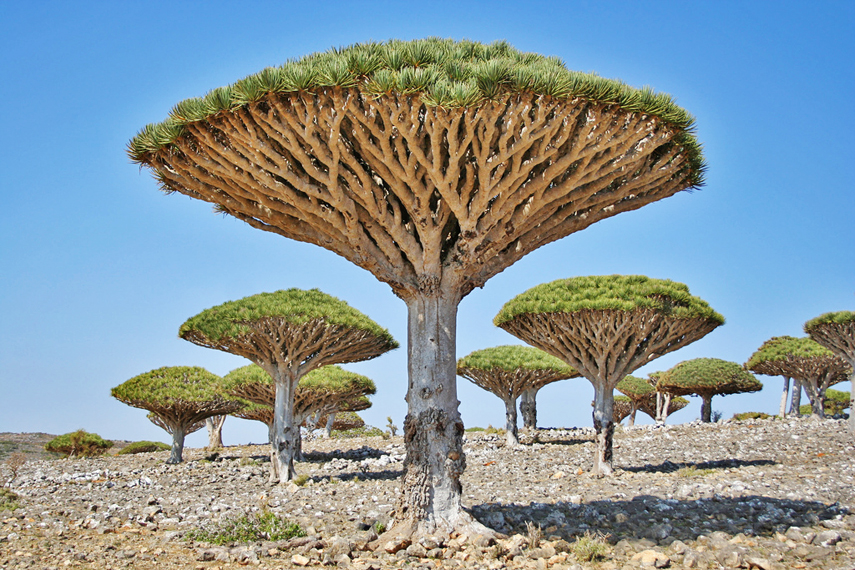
[380,512,500,546]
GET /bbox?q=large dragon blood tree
[656,358,762,422]
[222,362,376,478]
[746,336,850,418]
[180,289,395,482]
[128,38,706,537]
[112,366,243,463]
[495,275,723,475]
[457,345,579,447]
[805,312,855,432]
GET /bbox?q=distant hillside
[0,432,134,461]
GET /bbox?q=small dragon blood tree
[130,38,706,538]
[221,361,378,480]
[638,395,689,422]
[112,366,243,463]
[457,345,579,447]
[746,336,849,418]
[616,375,654,426]
[805,312,855,431]
[657,358,762,422]
[495,275,723,475]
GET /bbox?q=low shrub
[44,430,113,457]
[732,412,773,421]
[0,488,20,511]
[571,530,610,562]
[117,441,170,455]
[331,426,386,439]
[465,426,486,432]
[186,511,305,545]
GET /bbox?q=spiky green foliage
[494,275,724,326]
[657,358,762,397]
[186,511,305,545]
[456,345,576,375]
[616,375,655,398]
[179,289,396,346]
[129,38,703,180]
[112,366,232,408]
[805,311,855,329]
[117,441,171,455]
[44,430,113,457]
[746,336,838,369]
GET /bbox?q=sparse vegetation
[525,521,543,548]
[331,426,386,439]
[117,441,171,455]
[571,530,610,562]
[0,488,20,511]
[1,452,26,487]
[44,430,113,457]
[292,474,310,487]
[386,416,398,437]
[186,511,305,545]
[733,412,773,421]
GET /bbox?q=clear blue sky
[1,1,852,447]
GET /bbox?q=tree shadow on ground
[621,458,777,474]
[470,495,845,544]
[301,446,386,463]
[302,467,404,484]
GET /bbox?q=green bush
[800,391,850,416]
[465,426,486,432]
[44,430,113,457]
[571,531,610,562]
[117,441,171,455]
[732,412,773,421]
[0,488,20,511]
[331,426,386,439]
[186,511,305,545]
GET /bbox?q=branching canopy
[112,366,243,428]
[657,358,762,397]
[638,395,688,420]
[129,39,705,299]
[180,289,397,377]
[805,311,855,365]
[457,345,579,402]
[616,375,655,399]
[745,336,850,383]
[495,276,724,383]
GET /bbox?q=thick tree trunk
[802,380,825,418]
[779,377,790,417]
[519,388,538,429]
[700,394,713,423]
[323,413,336,438]
[789,378,803,416]
[167,424,186,464]
[591,383,615,476]
[628,405,637,427]
[205,415,226,450]
[849,370,855,433]
[391,291,490,539]
[265,422,278,482]
[504,398,520,447]
[272,376,298,483]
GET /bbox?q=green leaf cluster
[179,289,396,347]
[658,358,762,396]
[616,375,655,398]
[0,488,19,511]
[745,336,835,370]
[117,441,171,455]
[112,366,227,407]
[223,363,375,394]
[44,430,113,457]
[456,345,576,375]
[805,311,855,331]
[495,275,724,325]
[129,38,702,172]
[186,511,305,545]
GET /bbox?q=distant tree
[805,311,855,432]
[147,412,205,437]
[616,375,654,426]
[44,430,113,458]
[612,396,634,424]
[112,366,243,463]
[657,358,762,422]
[457,345,578,447]
[746,336,849,418]
[205,415,227,450]
[496,275,723,475]
[129,38,706,538]
[518,388,539,430]
[220,358,380,479]
[799,389,850,416]
[638,395,689,422]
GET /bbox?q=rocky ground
[1,416,854,570]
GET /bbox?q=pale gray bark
[660,393,672,424]
[789,378,803,416]
[627,405,637,427]
[519,388,538,430]
[504,398,520,447]
[592,383,615,476]
[167,424,186,464]
[272,375,298,482]
[323,413,336,438]
[849,370,855,433]
[205,415,226,450]
[802,378,827,418]
[700,394,713,423]
[779,377,791,417]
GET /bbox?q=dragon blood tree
[112,366,243,463]
[496,275,723,475]
[205,415,227,450]
[129,38,705,536]
[746,336,850,418]
[616,375,655,426]
[147,411,205,437]
[457,345,579,447]
[612,396,633,424]
[638,395,688,422]
[805,312,855,431]
[223,358,380,481]
[657,358,762,422]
